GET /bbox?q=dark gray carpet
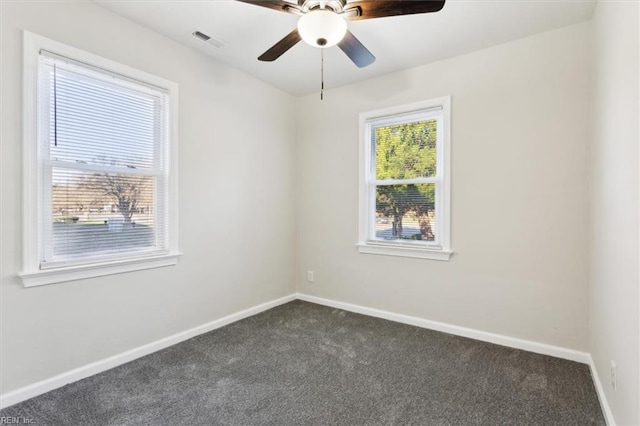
[2,300,604,425]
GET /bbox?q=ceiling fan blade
[345,0,446,21]
[258,29,302,62]
[338,30,376,68]
[235,0,300,14]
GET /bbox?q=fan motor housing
[302,0,347,13]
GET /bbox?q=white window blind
[38,51,170,268]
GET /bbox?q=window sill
[19,253,182,287]
[356,243,452,261]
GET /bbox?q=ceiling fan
[236,0,446,68]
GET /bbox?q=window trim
[20,31,181,287]
[357,97,452,261]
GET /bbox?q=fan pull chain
[320,48,324,101]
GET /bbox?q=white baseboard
[296,293,591,364]
[0,293,296,409]
[588,355,616,425]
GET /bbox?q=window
[357,97,452,260]
[21,32,180,287]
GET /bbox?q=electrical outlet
[610,360,617,391]
[307,270,314,283]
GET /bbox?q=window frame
[357,97,452,261]
[20,31,181,287]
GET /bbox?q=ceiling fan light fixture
[297,10,347,48]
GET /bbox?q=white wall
[0,1,296,394]
[296,23,592,351]
[590,1,640,424]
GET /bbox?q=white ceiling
[93,0,596,96]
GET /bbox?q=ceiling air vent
[192,30,227,49]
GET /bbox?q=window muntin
[38,52,170,268]
[359,98,451,259]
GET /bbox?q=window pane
[48,168,161,261]
[375,119,437,180]
[375,183,436,242]
[46,63,162,170]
